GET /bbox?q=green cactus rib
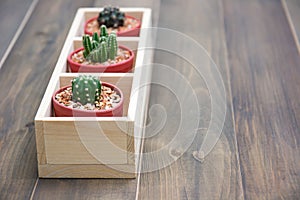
[82,35,92,58]
[87,41,108,63]
[100,25,108,37]
[92,33,100,50]
[71,75,101,105]
[100,41,108,63]
[107,32,118,60]
[91,42,96,49]
[83,50,88,59]
[92,32,100,43]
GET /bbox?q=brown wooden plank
[282,0,300,54]
[0,0,94,199]
[33,179,138,199]
[0,0,34,65]
[223,0,300,199]
[138,0,243,199]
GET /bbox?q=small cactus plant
[71,75,101,105]
[97,6,125,28]
[82,25,118,63]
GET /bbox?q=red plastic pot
[67,45,134,73]
[53,82,124,117]
[84,15,141,37]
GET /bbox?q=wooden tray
[34,8,152,178]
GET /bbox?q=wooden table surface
[0,0,299,199]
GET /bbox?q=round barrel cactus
[71,75,101,105]
[97,6,125,28]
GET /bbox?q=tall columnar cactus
[82,35,92,58]
[107,32,118,60]
[71,75,101,105]
[88,41,108,63]
[92,32,100,49]
[82,25,118,63]
[97,6,125,28]
[100,42,108,62]
[100,25,108,37]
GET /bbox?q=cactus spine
[71,75,101,105]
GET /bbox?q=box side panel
[127,121,135,164]
[35,120,47,165]
[39,164,135,178]
[125,11,143,24]
[43,120,129,165]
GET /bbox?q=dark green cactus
[100,25,108,37]
[97,6,125,28]
[92,32,100,43]
[82,35,92,58]
[71,75,101,105]
[82,31,103,59]
[91,32,100,49]
[82,25,118,63]
[107,32,117,60]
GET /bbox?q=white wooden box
[34,8,152,178]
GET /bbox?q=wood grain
[33,179,138,200]
[223,0,300,199]
[38,164,136,178]
[0,0,94,199]
[0,0,34,65]
[138,0,243,199]
[43,120,128,165]
[282,0,300,54]
[1,0,298,199]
